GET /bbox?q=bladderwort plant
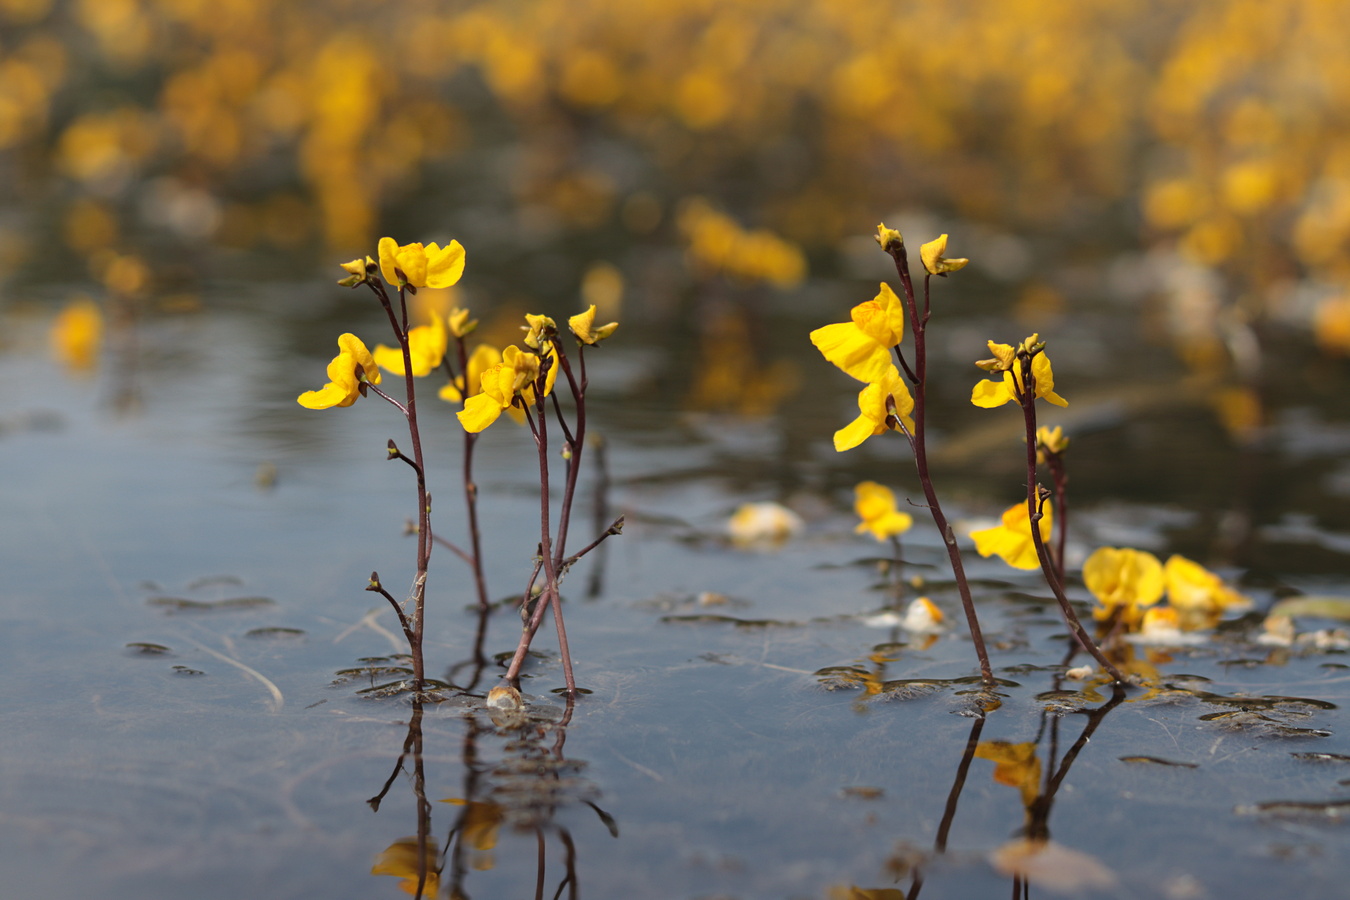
[298,237,621,701]
[812,225,1123,688]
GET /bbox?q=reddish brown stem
[886,244,995,686]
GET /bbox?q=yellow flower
[975,340,1017,373]
[447,306,478,338]
[919,233,969,276]
[1083,547,1164,625]
[810,284,906,383]
[568,304,619,344]
[1035,425,1069,456]
[372,837,440,895]
[50,297,103,372]
[522,313,557,350]
[975,741,1042,810]
[970,501,1052,570]
[1163,555,1250,613]
[874,222,903,251]
[337,255,374,287]
[441,799,503,870]
[377,236,466,289]
[439,344,501,404]
[853,481,913,540]
[833,365,916,452]
[971,348,1067,408]
[297,333,380,409]
[455,345,557,432]
[373,314,447,377]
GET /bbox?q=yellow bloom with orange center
[297,333,381,409]
[970,501,1052,570]
[373,314,447,377]
[853,481,913,540]
[377,236,466,289]
[1083,547,1164,625]
[833,365,916,452]
[810,284,906,383]
[1163,555,1250,613]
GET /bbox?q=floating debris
[727,501,803,548]
[1291,752,1350,763]
[244,627,305,639]
[1235,799,1350,820]
[124,642,171,655]
[171,665,205,676]
[1119,756,1199,768]
[147,596,275,612]
[841,786,884,800]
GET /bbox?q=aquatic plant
[300,238,620,699]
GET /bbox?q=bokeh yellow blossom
[970,501,1052,570]
[373,315,448,377]
[1083,547,1164,625]
[439,344,501,405]
[50,297,103,373]
[1163,554,1250,614]
[853,481,912,541]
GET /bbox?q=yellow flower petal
[457,391,506,433]
[424,240,466,289]
[810,321,894,383]
[920,234,969,276]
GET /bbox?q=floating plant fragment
[124,642,171,655]
[147,596,275,612]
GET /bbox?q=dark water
[6,277,1350,900]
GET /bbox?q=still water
[5,274,1350,900]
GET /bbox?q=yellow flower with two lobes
[853,481,913,540]
[833,365,915,452]
[373,314,447,377]
[1083,547,1164,624]
[569,305,619,344]
[297,333,381,409]
[377,236,466,289]
[920,234,969,276]
[456,345,558,433]
[971,339,1067,408]
[970,501,1052,570]
[439,344,502,405]
[810,284,906,383]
